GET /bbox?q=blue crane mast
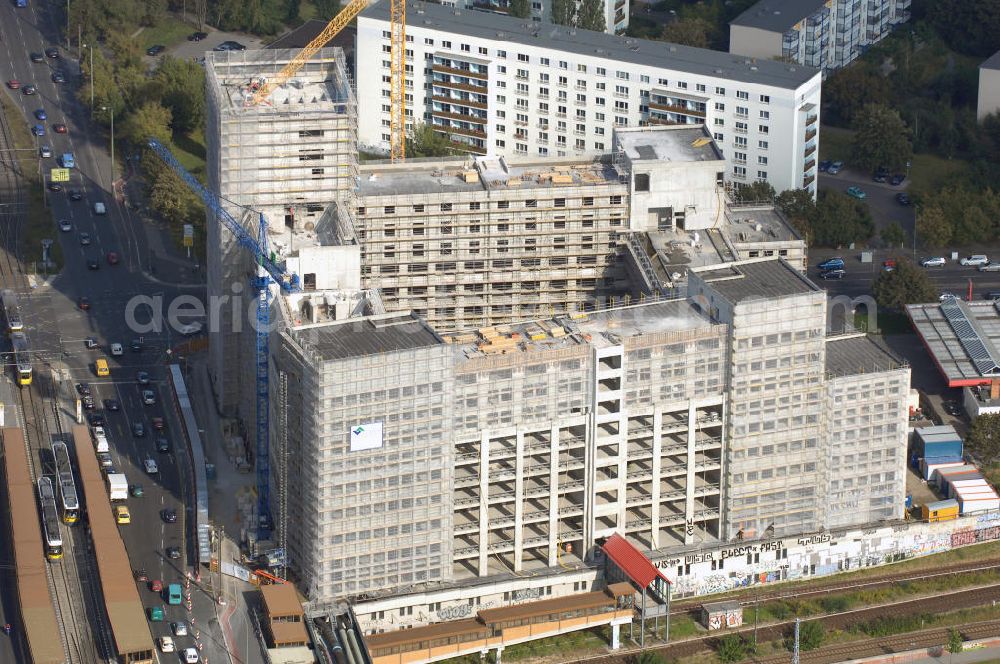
[147,138,299,540]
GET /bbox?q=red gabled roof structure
[602,533,670,589]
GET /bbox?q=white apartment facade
[979,50,1000,122]
[441,0,630,35]
[357,0,824,195]
[730,0,912,73]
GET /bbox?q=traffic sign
[183,224,194,247]
[50,168,70,182]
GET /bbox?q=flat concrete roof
[361,0,819,90]
[616,126,722,163]
[359,156,621,197]
[694,258,818,303]
[982,50,1000,71]
[906,300,1000,386]
[442,299,716,358]
[825,334,906,378]
[293,312,443,361]
[730,0,828,32]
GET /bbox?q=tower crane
[146,138,300,540]
[248,0,407,161]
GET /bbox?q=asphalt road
[0,4,240,664]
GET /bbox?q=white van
[93,202,106,215]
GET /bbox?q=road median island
[0,94,63,270]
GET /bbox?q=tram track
[0,92,108,664]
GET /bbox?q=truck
[60,153,75,168]
[93,433,109,454]
[107,473,128,501]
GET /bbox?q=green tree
[551,0,575,26]
[661,17,713,48]
[154,57,207,134]
[851,104,913,173]
[285,0,301,21]
[871,257,938,311]
[881,222,906,248]
[775,188,816,242]
[811,190,874,247]
[947,628,964,655]
[313,0,341,20]
[822,64,890,126]
[120,101,173,147]
[916,204,953,249]
[966,414,1000,464]
[798,621,825,651]
[734,180,775,203]
[406,124,461,158]
[577,0,606,31]
[716,634,745,664]
[508,0,531,19]
[925,0,1000,58]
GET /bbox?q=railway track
[573,584,1000,664]
[0,92,108,664]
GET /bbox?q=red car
[106,251,119,265]
[151,417,165,431]
[149,579,163,592]
[6,79,19,90]
[77,296,91,311]
[53,123,67,134]
[882,259,897,272]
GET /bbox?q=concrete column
[650,407,662,548]
[478,431,491,577]
[548,424,560,566]
[611,622,621,650]
[513,430,525,572]
[616,411,628,534]
[684,402,697,545]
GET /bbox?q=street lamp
[100,105,114,181]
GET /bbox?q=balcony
[432,63,488,80]
[804,129,817,142]
[434,78,488,94]
[432,109,487,124]
[803,174,815,187]
[805,114,818,126]
[648,116,682,126]
[432,94,487,110]
[804,144,816,158]
[437,124,487,139]
[804,159,816,171]
[734,127,747,135]
[538,93,549,100]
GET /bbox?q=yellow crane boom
[250,0,406,161]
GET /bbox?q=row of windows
[362,196,624,215]
[377,32,774,104]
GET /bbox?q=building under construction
[205,46,359,418]
[269,257,909,602]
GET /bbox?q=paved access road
[0,4,255,664]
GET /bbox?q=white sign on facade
[350,422,384,451]
[221,562,252,582]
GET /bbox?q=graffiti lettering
[951,525,1000,548]
[654,558,681,569]
[436,604,473,621]
[796,533,832,546]
[512,588,542,602]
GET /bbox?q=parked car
[44,47,60,59]
[847,186,867,200]
[188,31,208,41]
[149,579,163,592]
[960,255,989,266]
[146,44,165,56]
[214,40,246,51]
[134,568,148,582]
[882,259,897,272]
[890,173,905,186]
[872,168,888,183]
[22,84,37,95]
[979,264,1000,272]
[827,161,843,174]
[818,160,831,172]
[896,192,911,206]
[51,71,66,83]
[920,257,946,267]
[159,636,175,653]
[77,296,91,310]
[30,52,43,63]
[172,621,189,636]
[818,257,845,271]
[39,145,51,158]
[819,269,845,280]
[939,292,959,301]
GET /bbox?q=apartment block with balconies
[357,0,823,196]
[730,0,911,75]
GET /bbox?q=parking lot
[818,164,916,238]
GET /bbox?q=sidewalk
[186,357,265,664]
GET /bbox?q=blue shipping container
[924,439,963,459]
